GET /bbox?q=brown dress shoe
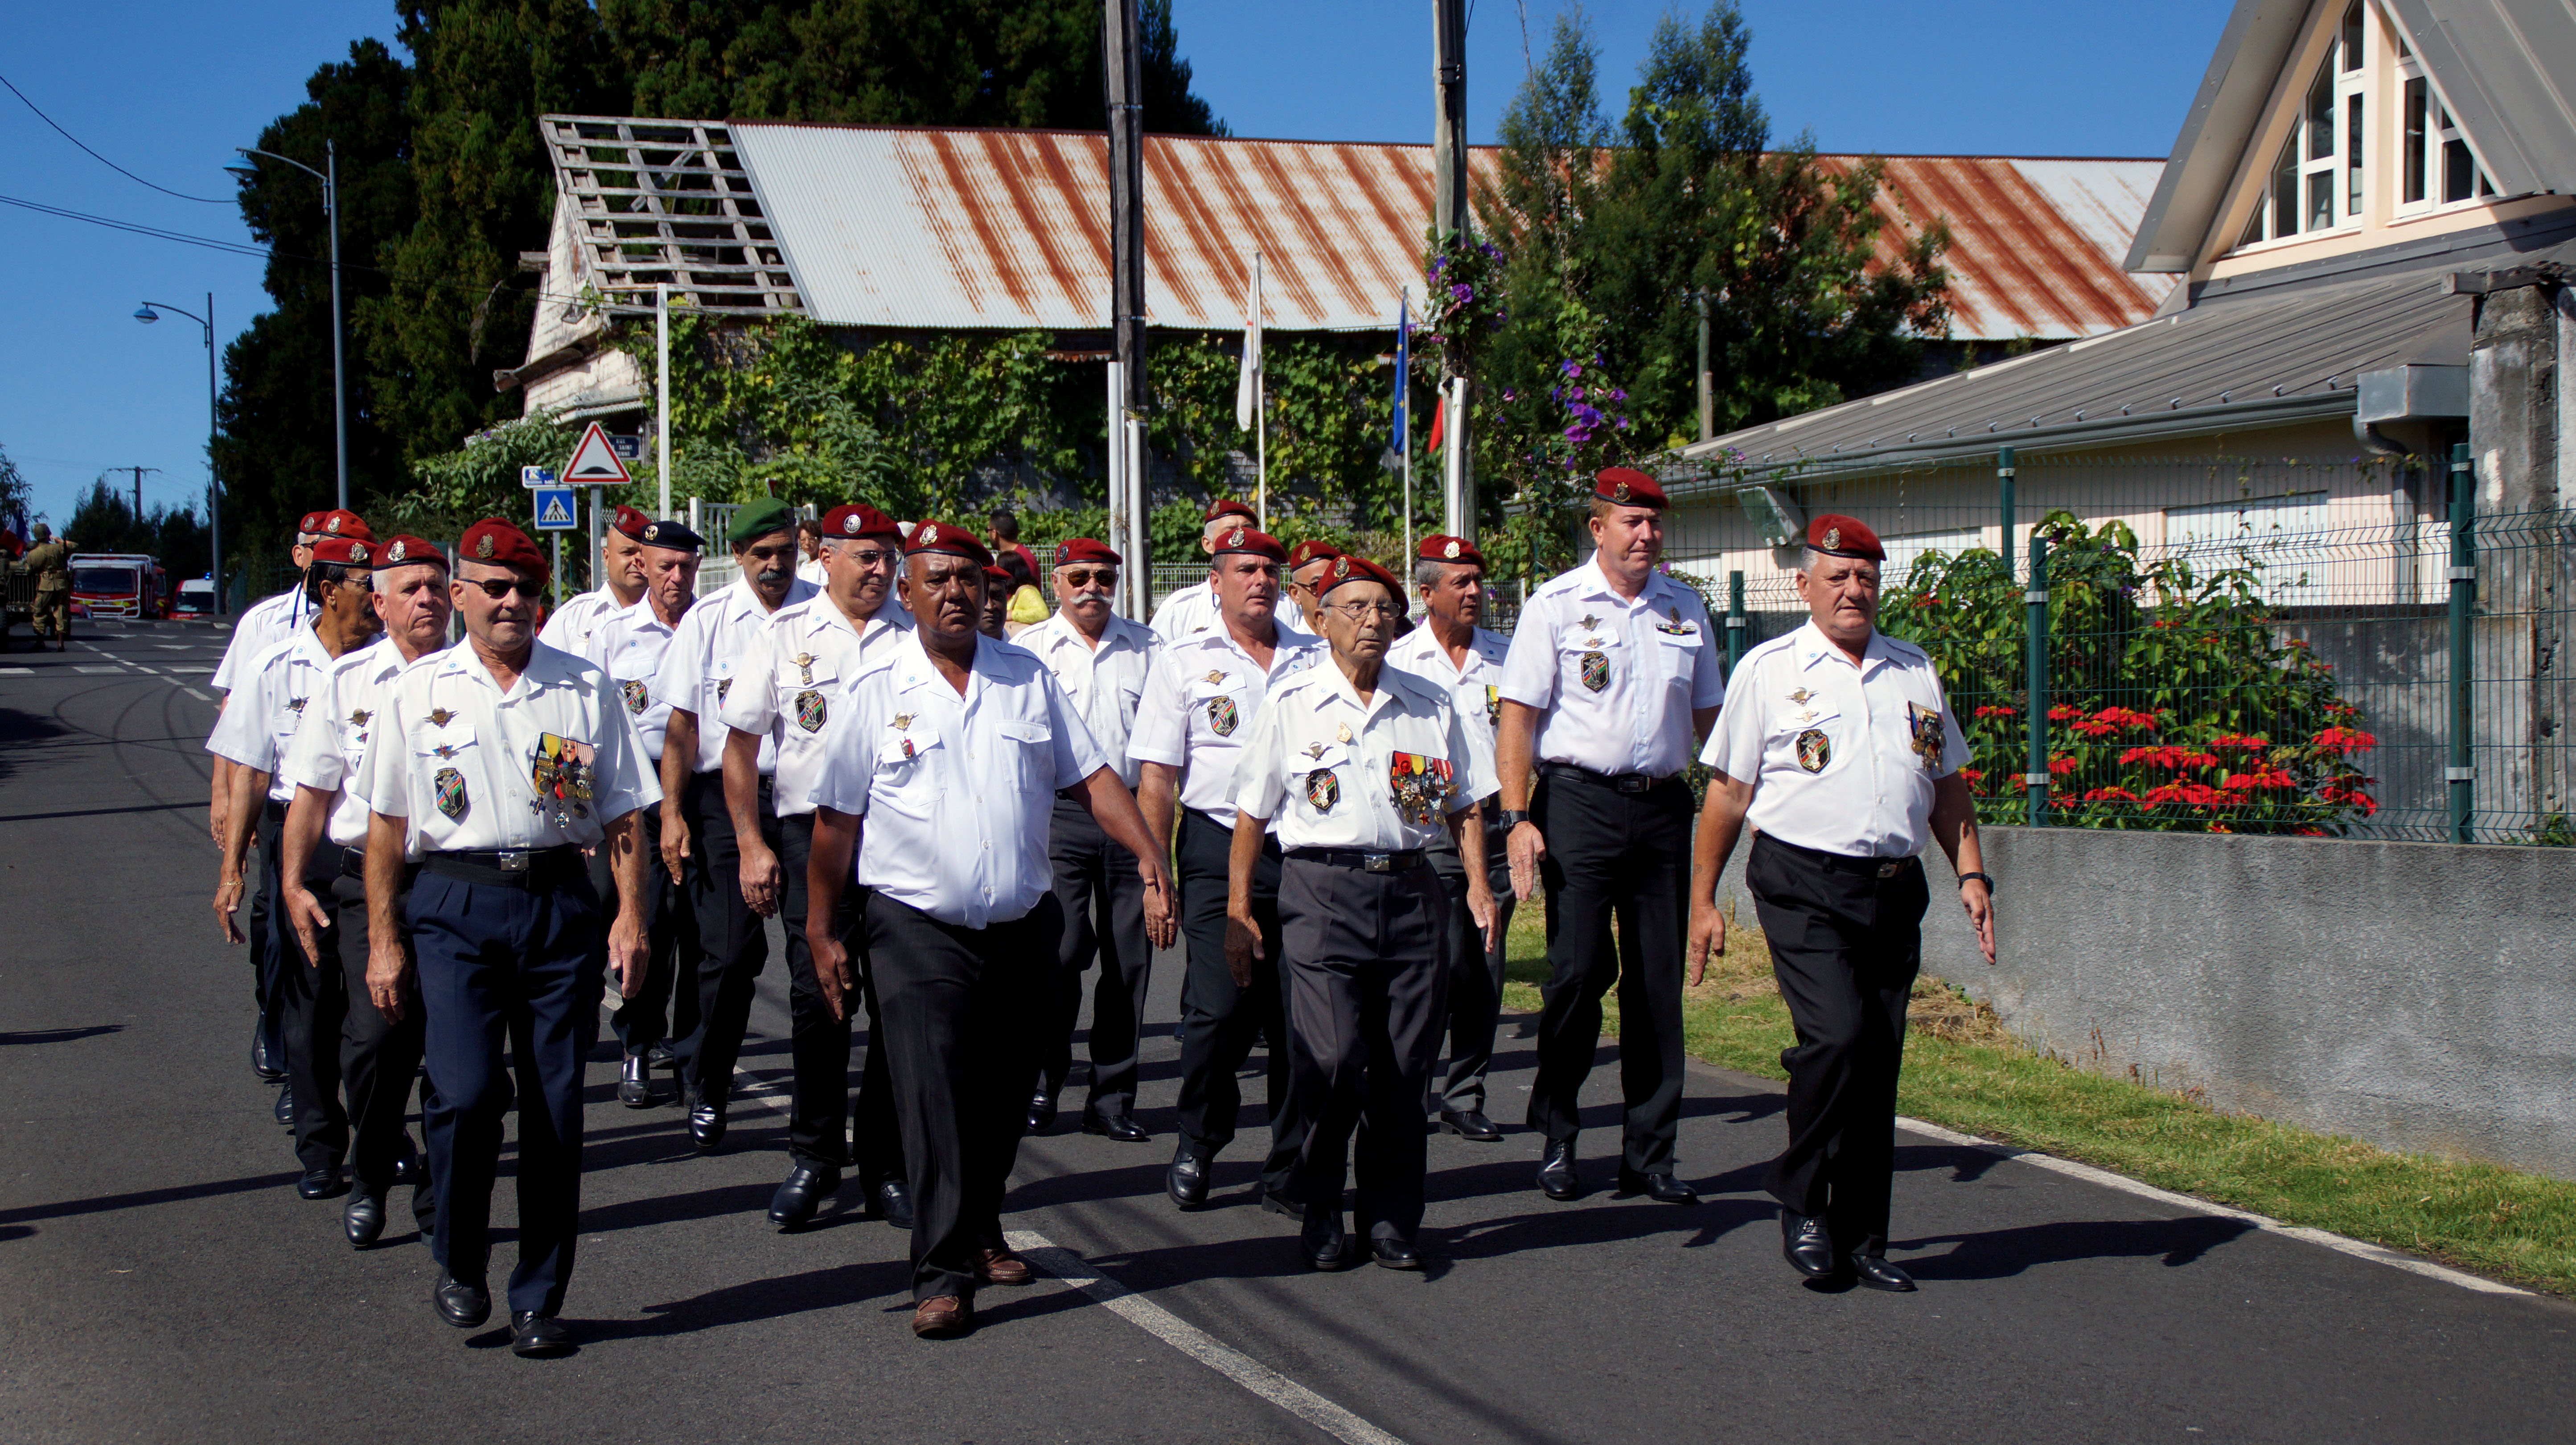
[911,1296,971,1338]
[974,1247,1032,1285]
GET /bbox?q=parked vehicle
[174,577,217,616]
[68,554,168,620]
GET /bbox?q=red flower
[2083,786,2140,803]
[1973,705,2017,719]
[2211,733,2270,751]
[2047,755,2079,775]
[1959,767,1985,782]
[2313,725,2378,754]
[2220,769,2297,790]
[2046,704,2082,722]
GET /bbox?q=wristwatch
[1496,809,1532,829]
[1958,871,1995,890]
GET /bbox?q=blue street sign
[532,486,579,531]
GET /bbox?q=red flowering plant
[1877,510,2377,835]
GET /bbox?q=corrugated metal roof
[1845,156,2174,340]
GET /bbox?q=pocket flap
[1187,670,1239,700]
[876,734,940,766]
[997,717,1052,745]
[1560,630,1622,652]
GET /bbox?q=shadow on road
[0,1025,126,1046]
[0,1169,306,1228]
[1895,1215,2257,1279]
[573,1257,917,1340]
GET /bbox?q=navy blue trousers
[407,869,606,1317]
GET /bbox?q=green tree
[0,443,28,532]
[63,479,212,584]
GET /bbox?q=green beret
[727,497,795,547]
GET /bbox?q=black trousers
[326,867,433,1207]
[586,804,692,1056]
[1426,811,1516,1114]
[677,771,778,1103]
[1279,858,1446,1241]
[1746,834,1927,1255]
[1523,771,1692,1173]
[251,798,288,1071]
[1040,795,1152,1113]
[778,813,904,1182]
[865,892,1059,1302]
[1172,808,1301,1192]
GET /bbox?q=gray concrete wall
[1886,826,2576,1180]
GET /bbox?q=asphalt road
[4,615,2572,1444]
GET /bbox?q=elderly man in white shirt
[1016,537,1164,1142]
[804,520,1174,1340]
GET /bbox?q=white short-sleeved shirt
[1384,622,1512,801]
[538,587,628,656]
[1233,662,1492,852]
[717,593,914,817]
[1700,622,1970,859]
[1147,576,1314,646]
[212,587,315,695]
[206,627,342,802]
[353,642,662,859]
[653,573,819,774]
[1496,556,1724,778]
[582,597,689,763]
[1016,609,1162,788]
[279,636,431,848]
[811,632,1105,929]
[1129,625,1327,825]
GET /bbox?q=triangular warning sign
[564,421,632,484]
[537,491,575,527]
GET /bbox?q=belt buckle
[1616,774,1650,795]
[1363,852,1394,873]
[1877,860,1905,878]
[497,850,530,873]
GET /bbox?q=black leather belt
[262,797,290,824]
[1286,847,1429,873]
[338,846,421,885]
[420,845,583,889]
[1541,762,1678,795]
[1757,833,1921,879]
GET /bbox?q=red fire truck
[69,553,169,620]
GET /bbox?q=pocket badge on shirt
[433,767,470,822]
[795,689,828,734]
[1305,768,1339,813]
[1389,752,1454,825]
[1206,695,1239,737]
[620,679,649,715]
[1579,650,1609,693]
[1795,729,1832,774]
[1906,701,1945,771]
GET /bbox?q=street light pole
[230,144,348,511]
[134,295,223,616]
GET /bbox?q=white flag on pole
[1234,253,1263,431]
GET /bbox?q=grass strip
[1496,897,2576,1296]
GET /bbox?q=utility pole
[1432,0,1474,543]
[1105,0,1150,618]
[120,466,160,522]
[1697,290,1714,443]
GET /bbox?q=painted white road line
[1893,1116,2527,1296]
[185,688,211,700]
[74,666,128,675]
[0,667,30,676]
[1005,1231,1409,1445]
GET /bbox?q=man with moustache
[718,502,916,1231]
[1132,524,1326,1213]
[1016,538,1162,1141]
[540,504,654,656]
[275,534,452,1247]
[581,519,707,1107]
[804,521,1175,1338]
[209,531,385,1193]
[353,519,657,1354]
[655,497,818,1150]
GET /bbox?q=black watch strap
[1958,871,1994,889]
[1496,809,1532,828]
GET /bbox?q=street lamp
[135,296,223,617]
[227,141,347,512]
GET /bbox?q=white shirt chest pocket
[871,733,943,816]
[1650,625,1702,682]
[994,715,1055,788]
[1559,629,1623,693]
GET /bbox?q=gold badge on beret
[1823,526,1841,551]
[920,525,939,545]
[474,533,494,560]
[387,540,407,563]
[1443,539,1460,559]
[348,541,369,564]
[326,515,343,534]
[1612,479,1631,503]
[1226,527,1246,548]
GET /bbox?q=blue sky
[1,1,2231,534]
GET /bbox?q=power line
[0,69,231,203]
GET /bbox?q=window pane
[2444,137,2473,202]
[2342,2,2364,70]
[2346,95,2364,216]
[2403,78,2428,202]
[2306,169,2335,231]
[2240,204,2267,249]
[2480,171,2495,197]
[2273,137,2301,238]
[2307,66,2335,161]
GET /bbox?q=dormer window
[2397,50,2493,211]
[2239,4,2369,246]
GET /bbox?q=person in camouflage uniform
[22,524,75,651]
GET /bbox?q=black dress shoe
[1370,1236,1424,1270]
[251,1021,286,1083]
[1260,1187,1300,1218]
[1615,1167,1700,1205]
[1438,1109,1502,1141]
[618,1054,656,1108]
[274,1084,296,1128]
[1537,1140,1582,1200]
[509,1311,574,1357]
[433,1269,490,1329]
[870,1178,915,1231]
[1081,1106,1149,1142]
[1850,1254,1917,1293]
[1300,1203,1354,1272]
[687,1096,727,1153]
[646,1042,676,1071]
[1026,1087,1059,1135]
[1166,1148,1210,1210]
[1781,1210,1840,1279]
[344,1189,386,1248]
[768,1164,840,1229]
[296,1165,346,1200]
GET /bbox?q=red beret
[297,511,325,537]
[310,535,373,568]
[1204,498,1257,524]
[1416,534,1485,570]
[1594,467,1667,510]
[1315,553,1403,600]
[317,508,374,542]
[377,535,447,570]
[1286,539,1343,573]
[458,518,550,583]
[1806,513,1885,562]
[1052,537,1121,567]
[983,565,1015,587]
[822,503,901,543]
[903,519,994,568]
[611,504,652,541]
[1210,525,1287,563]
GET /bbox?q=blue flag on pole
[1392,292,1410,453]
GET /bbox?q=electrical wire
[0,69,232,203]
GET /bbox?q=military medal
[1906,702,1945,771]
[893,713,916,759]
[427,708,454,728]
[795,689,827,734]
[1335,721,1352,744]
[1787,688,1815,706]
[349,708,371,728]
[1578,613,1599,631]
[287,696,308,716]
[1301,741,1326,761]
[1580,650,1609,693]
[1205,670,1226,686]
[1483,684,1500,725]
[1304,769,1340,813]
[1656,605,1695,636]
[716,678,732,706]
[1207,696,1239,737]
[432,743,461,759]
[791,652,817,686]
[620,679,649,714]
[1795,729,1831,774]
[433,766,470,822]
[531,733,595,826]
[1388,751,1454,825]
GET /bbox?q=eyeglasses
[841,548,897,569]
[467,577,542,600]
[1059,567,1119,589]
[1326,600,1404,622]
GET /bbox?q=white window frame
[2236,3,2371,252]
[2389,15,2495,218]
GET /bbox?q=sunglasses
[466,577,542,600]
[1060,567,1119,589]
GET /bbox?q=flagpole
[1399,288,1414,568]
[1253,251,1267,531]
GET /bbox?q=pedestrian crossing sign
[532,486,579,531]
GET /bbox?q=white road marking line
[0,667,30,676]
[73,665,129,675]
[163,665,213,673]
[1005,1231,1409,1445]
[185,688,210,700]
[1893,1116,2528,1296]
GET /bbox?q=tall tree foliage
[64,479,213,584]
